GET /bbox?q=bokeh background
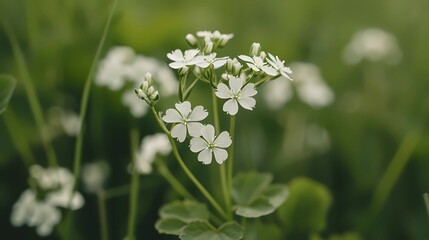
[1,0,429,239]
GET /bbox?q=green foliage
[0,75,16,114]
[277,177,332,236]
[231,172,289,218]
[179,221,243,240]
[244,221,283,240]
[328,232,362,240]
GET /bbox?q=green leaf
[180,221,243,240]
[159,200,210,223]
[244,221,283,240]
[232,172,288,218]
[231,172,273,205]
[0,75,17,114]
[155,218,188,235]
[277,177,332,235]
[328,232,362,240]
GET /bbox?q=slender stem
[211,88,232,216]
[2,110,36,168]
[367,132,419,224]
[4,25,58,167]
[227,115,236,193]
[424,193,429,221]
[156,159,195,200]
[151,107,230,221]
[127,129,140,240]
[97,190,109,240]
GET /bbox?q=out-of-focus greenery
[1,0,429,239]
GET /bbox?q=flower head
[266,53,293,80]
[162,101,209,142]
[196,53,228,69]
[82,161,110,193]
[190,125,232,164]
[135,73,159,106]
[215,76,257,115]
[167,49,205,70]
[238,55,277,76]
[135,133,171,174]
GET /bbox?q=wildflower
[81,161,110,193]
[135,73,159,106]
[266,53,293,80]
[196,53,228,69]
[59,109,81,137]
[122,90,149,118]
[185,33,198,47]
[135,133,171,174]
[249,42,262,56]
[215,76,257,115]
[238,55,277,76]
[343,28,402,65]
[196,30,234,47]
[261,79,293,110]
[162,101,209,142]
[167,49,205,70]
[189,124,232,164]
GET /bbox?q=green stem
[4,25,58,167]
[156,159,195,200]
[211,89,232,217]
[97,190,109,240]
[227,115,236,194]
[367,132,419,224]
[127,129,140,240]
[424,193,429,221]
[151,107,230,221]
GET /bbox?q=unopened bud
[135,73,159,106]
[203,41,214,54]
[250,42,261,56]
[219,33,234,48]
[259,51,267,60]
[185,33,198,47]
[226,58,242,76]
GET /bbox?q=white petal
[262,66,278,76]
[167,50,184,61]
[240,84,257,97]
[214,131,232,148]
[229,76,243,92]
[187,122,204,137]
[216,83,232,99]
[198,149,212,164]
[223,99,239,115]
[213,148,228,164]
[238,97,256,110]
[190,137,207,152]
[162,109,182,123]
[171,124,187,142]
[175,101,192,117]
[188,106,208,121]
[200,124,215,142]
[188,55,205,65]
[196,61,210,68]
[213,59,227,69]
[169,62,186,69]
[247,63,260,72]
[184,49,200,60]
[238,55,253,62]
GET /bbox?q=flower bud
[259,51,267,60]
[185,33,198,47]
[135,72,159,106]
[226,58,242,76]
[203,41,214,55]
[250,42,261,56]
[218,33,234,48]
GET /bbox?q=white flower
[122,90,149,118]
[82,161,110,193]
[58,109,81,137]
[11,190,61,237]
[162,101,209,142]
[215,76,257,115]
[167,49,205,70]
[266,53,293,80]
[343,28,402,65]
[196,30,234,46]
[189,125,232,164]
[262,79,293,110]
[196,53,228,69]
[135,133,171,174]
[95,46,135,91]
[238,55,277,76]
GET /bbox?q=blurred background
[1,0,429,239]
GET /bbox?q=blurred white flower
[162,101,209,142]
[122,90,149,118]
[135,133,171,174]
[262,62,334,109]
[196,30,234,47]
[95,46,135,90]
[238,55,277,76]
[190,124,232,165]
[59,109,81,137]
[215,76,257,115]
[343,28,402,65]
[11,165,84,236]
[266,53,293,80]
[167,49,205,70]
[11,190,61,237]
[82,161,110,193]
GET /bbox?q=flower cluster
[135,73,160,106]
[11,165,84,236]
[135,133,172,174]
[95,46,178,117]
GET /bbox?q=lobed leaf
[179,221,243,240]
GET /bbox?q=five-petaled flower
[162,101,209,142]
[197,53,228,69]
[167,49,205,70]
[190,124,232,164]
[238,55,277,76]
[215,76,258,115]
[266,53,293,80]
